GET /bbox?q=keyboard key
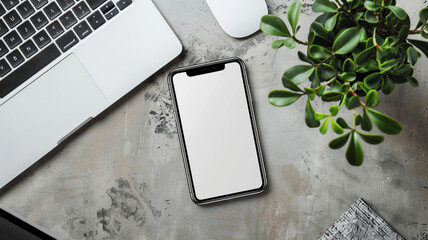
[0,3,6,17]
[30,11,48,29]
[0,59,11,77]
[72,1,90,19]
[87,11,104,30]
[116,0,131,10]
[46,20,64,38]
[43,2,61,20]
[56,30,78,52]
[6,49,24,67]
[100,1,113,14]
[1,0,19,10]
[57,0,74,10]
[33,30,50,48]
[17,1,35,19]
[19,39,38,58]
[4,30,22,49]
[30,0,48,9]
[73,20,91,39]
[4,10,22,28]
[0,44,61,98]
[0,19,8,37]
[0,40,8,57]
[86,0,106,10]
[17,21,36,39]
[104,7,118,20]
[59,10,77,29]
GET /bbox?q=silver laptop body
[0,0,182,188]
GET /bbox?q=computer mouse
[205,0,268,38]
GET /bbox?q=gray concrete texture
[0,0,427,239]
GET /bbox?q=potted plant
[260,0,428,165]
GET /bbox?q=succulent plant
[260,0,428,166]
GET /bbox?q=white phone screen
[171,61,263,201]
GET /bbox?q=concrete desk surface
[0,0,427,239]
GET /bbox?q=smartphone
[168,58,268,205]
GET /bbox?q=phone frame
[168,57,268,205]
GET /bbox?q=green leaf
[308,45,332,59]
[365,90,379,107]
[381,77,395,94]
[333,27,361,55]
[312,0,338,13]
[325,13,338,31]
[347,95,360,109]
[315,112,329,121]
[365,10,378,23]
[359,27,367,42]
[288,0,301,34]
[397,25,410,44]
[305,87,316,100]
[341,84,350,94]
[407,47,419,67]
[364,72,383,89]
[322,92,343,102]
[260,15,291,37]
[283,65,315,85]
[305,99,321,128]
[361,110,372,131]
[358,82,370,93]
[284,38,297,49]
[379,59,400,73]
[408,39,428,59]
[364,1,381,11]
[339,72,356,82]
[420,7,428,24]
[346,132,364,166]
[319,117,330,134]
[268,90,302,107]
[282,76,303,92]
[320,64,337,80]
[329,105,339,116]
[355,46,374,66]
[356,131,384,145]
[355,114,363,126]
[317,85,326,96]
[331,118,345,134]
[337,117,351,129]
[298,51,315,65]
[329,132,351,149]
[330,80,341,92]
[388,6,407,20]
[367,108,403,135]
[404,75,419,87]
[351,0,360,9]
[343,58,356,72]
[272,40,285,49]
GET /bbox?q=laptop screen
[0,208,56,240]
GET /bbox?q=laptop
[0,0,182,188]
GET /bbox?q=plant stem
[352,109,356,130]
[409,30,422,35]
[293,36,309,45]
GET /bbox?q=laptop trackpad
[0,54,107,160]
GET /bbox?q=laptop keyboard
[0,0,133,98]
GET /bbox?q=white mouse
[205,0,268,38]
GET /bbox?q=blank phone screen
[171,61,263,201]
